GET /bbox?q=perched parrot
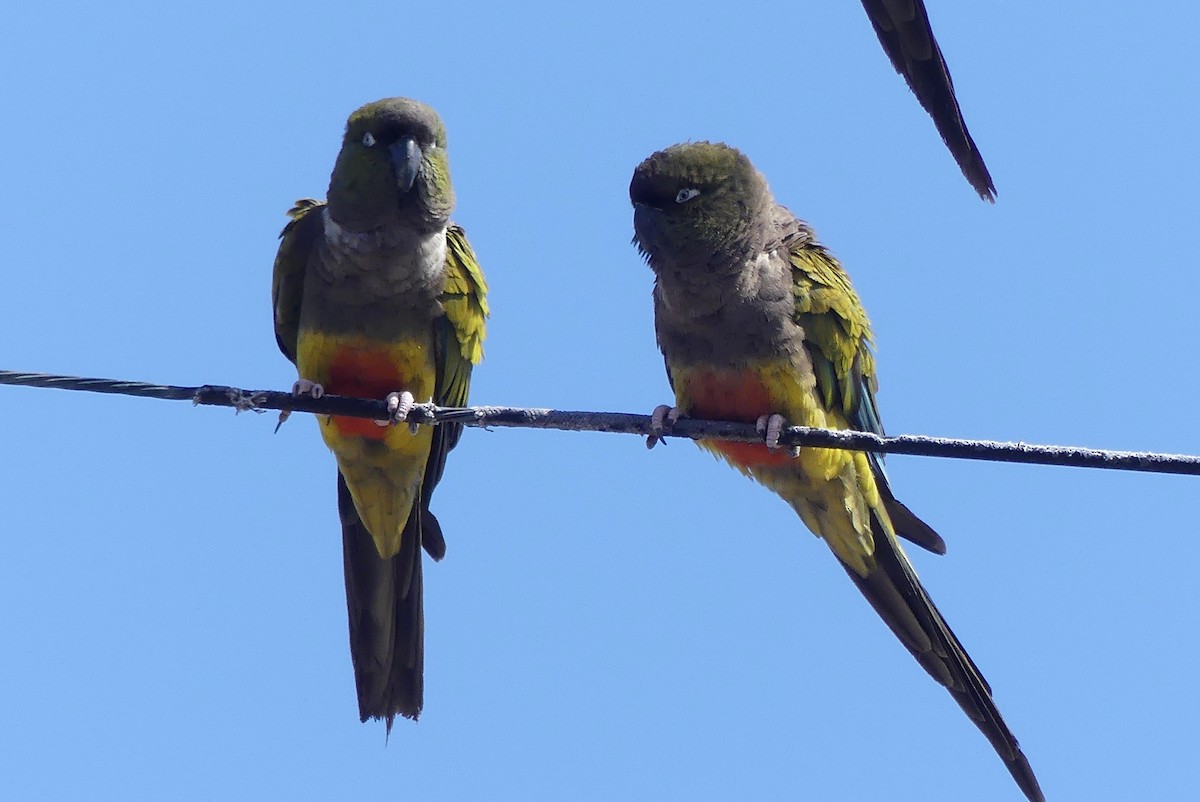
[860,0,996,200]
[630,142,1041,801]
[271,98,488,728]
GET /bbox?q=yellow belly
[672,359,885,574]
[296,328,436,558]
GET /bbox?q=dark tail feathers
[338,471,441,729]
[840,513,1044,802]
[860,0,996,199]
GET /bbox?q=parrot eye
[362,132,376,148]
[675,188,701,203]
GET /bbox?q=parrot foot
[377,390,419,433]
[275,379,326,432]
[756,413,800,457]
[647,404,683,449]
[292,379,325,399]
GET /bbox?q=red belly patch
[685,369,795,469]
[327,346,407,439]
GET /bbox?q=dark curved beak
[632,202,663,242]
[389,136,422,193]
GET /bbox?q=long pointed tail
[841,519,1044,802]
[338,471,425,729]
[860,0,995,199]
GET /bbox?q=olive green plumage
[272,98,487,728]
[632,142,1041,801]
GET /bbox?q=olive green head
[326,97,454,233]
[630,142,770,267]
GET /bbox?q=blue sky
[3,2,1198,800]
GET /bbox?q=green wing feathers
[271,199,324,362]
[789,243,876,420]
[419,224,489,541]
[789,241,945,555]
[789,241,1038,800]
[439,224,489,392]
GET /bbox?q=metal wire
[4,369,1199,476]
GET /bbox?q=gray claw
[376,390,417,428]
[277,379,325,432]
[292,379,324,399]
[756,413,789,453]
[647,404,682,449]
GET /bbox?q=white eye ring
[362,132,376,147]
[675,187,701,203]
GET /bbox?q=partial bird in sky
[631,141,1041,800]
[861,0,996,200]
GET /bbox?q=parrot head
[630,141,770,268]
[326,97,455,233]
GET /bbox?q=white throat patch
[321,207,447,284]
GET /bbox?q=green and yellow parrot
[271,98,487,728]
[860,0,995,199]
[630,142,1040,801]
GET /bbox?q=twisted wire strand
[3,369,1198,476]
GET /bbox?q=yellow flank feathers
[669,357,883,576]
